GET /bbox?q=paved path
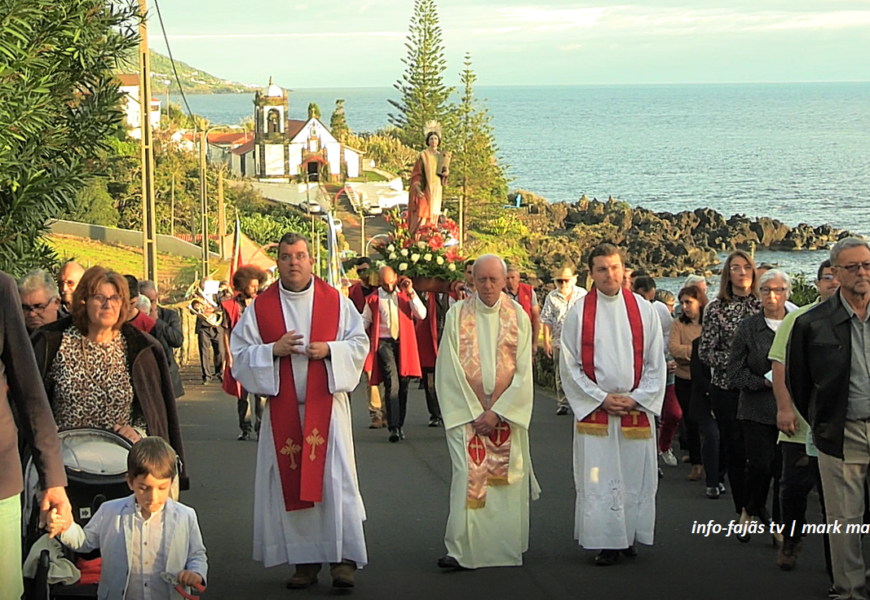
[178,377,838,599]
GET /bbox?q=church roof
[229,140,255,156]
[286,120,307,138]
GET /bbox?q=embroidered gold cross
[280,438,302,470]
[629,411,640,426]
[306,428,325,461]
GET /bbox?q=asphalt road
[178,377,845,600]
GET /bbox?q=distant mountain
[119,51,260,95]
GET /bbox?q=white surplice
[435,295,540,569]
[230,278,370,567]
[560,289,666,550]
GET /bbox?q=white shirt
[127,503,168,600]
[361,287,427,339]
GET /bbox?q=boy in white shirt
[50,437,207,600]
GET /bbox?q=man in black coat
[1,270,72,598]
[140,280,185,398]
[787,237,870,599]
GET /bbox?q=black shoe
[595,550,620,566]
[237,432,251,441]
[556,405,569,415]
[389,428,399,443]
[398,427,406,440]
[428,416,442,427]
[437,555,468,570]
[621,545,638,558]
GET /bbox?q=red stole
[222,296,243,397]
[577,289,651,439]
[415,293,439,369]
[255,277,340,511]
[365,291,422,384]
[348,280,372,314]
[507,283,534,321]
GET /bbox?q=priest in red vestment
[230,232,369,590]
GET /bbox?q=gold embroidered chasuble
[435,293,540,569]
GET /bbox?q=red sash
[255,277,340,511]
[579,289,650,438]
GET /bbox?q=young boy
[50,437,207,599]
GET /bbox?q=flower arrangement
[371,211,465,282]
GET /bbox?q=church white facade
[229,79,361,182]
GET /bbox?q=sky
[148,0,870,88]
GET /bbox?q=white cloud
[161,31,404,40]
[500,6,610,30]
[761,10,870,30]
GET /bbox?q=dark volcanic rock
[516,192,854,280]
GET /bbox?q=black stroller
[22,428,133,600]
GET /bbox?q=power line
[152,0,196,130]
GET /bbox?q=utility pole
[199,132,209,279]
[459,192,465,251]
[170,175,175,237]
[217,169,226,260]
[138,0,157,281]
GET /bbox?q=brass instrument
[188,290,223,327]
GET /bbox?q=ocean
[184,83,870,280]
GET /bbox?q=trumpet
[188,291,222,327]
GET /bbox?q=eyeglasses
[818,274,836,282]
[22,301,53,314]
[556,279,570,284]
[729,265,752,273]
[760,287,788,295]
[91,294,122,306]
[837,261,870,274]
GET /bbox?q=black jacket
[728,312,777,425]
[31,317,188,489]
[787,292,853,459]
[154,306,185,399]
[689,337,712,421]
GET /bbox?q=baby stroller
[22,428,133,600]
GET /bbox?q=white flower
[376,260,385,268]
[448,263,456,271]
[436,256,444,265]
[389,252,397,260]
[417,241,427,250]
[386,244,395,252]
[400,248,409,257]
[411,253,420,263]
[423,253,432,262]
[398,263,408,271]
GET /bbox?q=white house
[117,74,161,139]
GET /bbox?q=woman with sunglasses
[699,250,762,536]
[30,266,188,489]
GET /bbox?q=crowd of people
[4,233,870,599]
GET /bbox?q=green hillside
[119,50,260,95]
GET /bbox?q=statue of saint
[408,122,450,238]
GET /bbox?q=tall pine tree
[388,0,453,150]
[329,99,351,143]
[449,53,508,231]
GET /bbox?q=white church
[229,79,362,182]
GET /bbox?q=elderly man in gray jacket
[1,270,72,598]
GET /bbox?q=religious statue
[408,121,451,238]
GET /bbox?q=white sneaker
[659,449,678,467]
